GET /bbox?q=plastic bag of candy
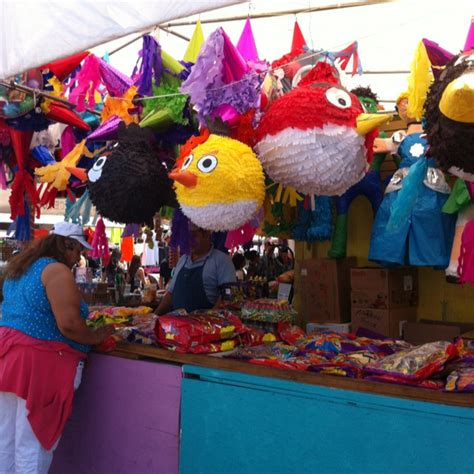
[241,326,280,346]
[226,342,298,361]
[250,351,329,371]
[183,337,241,354]
[341,337,412,356]
[88,305,153,328]
[458,338,474,362]
[131,313,159,340]
[219,282,247,311]
[155,310,247,352]
[445,368,474,392]
[241,299,297,323]
[309,351,380,378]
[249,352,327,371]
[278,323,306,345]
[365,341,459,381]
[95,334,124,352]
[299,332,347,355]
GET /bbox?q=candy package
[309,351,380,378]
[300,332,346,355]
[250,352,330,371]
[163,337,241,354]
[458,338,474,362]
[226,342,298,361]
[241,299,297,323]
[88,305,153,328]
[155,310,247,352]
[250,357,310,371]
[341,337,412,356]
[219,279,268,305]
[131,313,159,340]
[241,326,280,346]
[445,368,474,392]
[278,323,306,345]
[365,341,459,381]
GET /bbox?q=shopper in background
[261,241,279,282]
[232,253,246,281]
[276,247,294,274]
[77,255,87,269]
[159,255,172,289]
[156,225,236,314]
[245,250,264,279]
[0,222,114,474]
[104,248,124,286]
[127,254,147,292]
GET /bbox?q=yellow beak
[356,113,392,136]
[439,71,474,123]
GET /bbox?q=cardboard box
[298,257,356,323]
[351,307,416,339]
[350,267,418,309]
[462,330,474,340]
[403,321,461,345]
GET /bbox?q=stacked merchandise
[88,305,154,326]
[220,280,269,311]
[87,306,157,348]
[227,325,474,392]
[155,310,248,354]
[241,298,297,344]
[241,299,297,324]
[89,305,474,392]
[350,267,418,338]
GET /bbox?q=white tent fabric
[0,0,246,79]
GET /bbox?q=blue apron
[172,256,213,312]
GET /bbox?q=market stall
[1,3,474,474]
[50,344,474,474]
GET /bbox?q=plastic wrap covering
[0,1,246,79]
[155,310,247,353]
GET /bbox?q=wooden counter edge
[96,342,474,408]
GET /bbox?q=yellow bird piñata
[170,134,265,231]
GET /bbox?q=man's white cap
[51,222,93,250]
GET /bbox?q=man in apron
[155,225,236,314]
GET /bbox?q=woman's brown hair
[128,255,142,283]
[4,234,77,280]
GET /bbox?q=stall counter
[50,351,182,474]
[51,343,474,474]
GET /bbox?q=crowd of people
[232,241,294,282]
[77,233,294,294]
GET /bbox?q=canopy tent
[0,0,246,80]
[2,0,472,103]
[93,0,474,107]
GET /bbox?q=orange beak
[169,171,198,188]
[66,166,88,182]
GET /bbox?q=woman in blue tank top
[0,222,114,473]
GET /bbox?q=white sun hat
[51,222,93,250]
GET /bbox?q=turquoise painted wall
[180,365,474,474]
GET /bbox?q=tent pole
[0,80,101,116]
[158,27,190,42]
[108,33,149,56]
[161,0,397,27]
[108,26,189,58]
[0,80,75,108]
